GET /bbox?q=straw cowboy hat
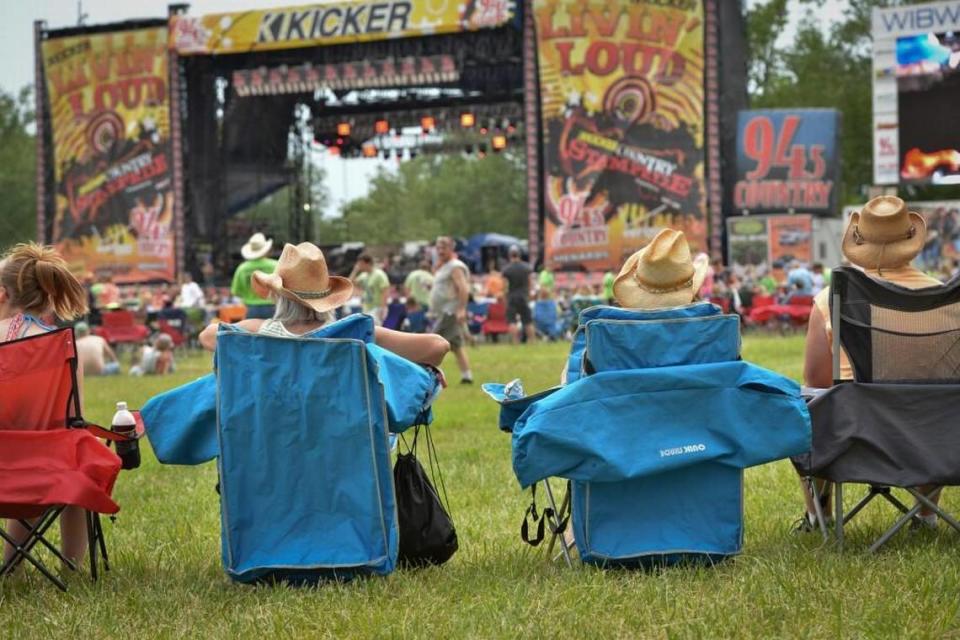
[241,233,274,260]
[842,195,925,270]
[251,242,354,313]
[613,228,708,309]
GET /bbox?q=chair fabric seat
[0,429,121,519]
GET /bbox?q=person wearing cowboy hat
[202,242,449,368]
[612,228,709,310]
[798,195,942,532]
[231,233,278,320]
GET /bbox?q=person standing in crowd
[787,260,814,296]
[602,269,615,305]
[74,321,119,376]
[798,196,943,531]
[811,262,827,295]
[0,243,90,568]
[501,245,535,344]
[484,260,505,300]
[537,260,555,295]
[430,236,473,384]
[177,272,205,308]
[231,233,278,319]
[403,260,435,311]
[350,254,390,324]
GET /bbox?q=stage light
[420,116,435,133]
[336,122,351,136]
[492,135,507,152]
[362,144,378,158]
[374,119,389,135]
[460,112,475,128]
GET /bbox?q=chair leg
[808,479,829,541]
[906,487,960,533]
[0,511,69,591]
[868,502,923,554]
[542,479,573,567]
[87,511,98,582]
[835,482,843,550]
[95,514,110,573]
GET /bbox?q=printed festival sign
[170,0,516,55]
[536,0,706,271]
[42,26,174,282]
[733,109,840,216]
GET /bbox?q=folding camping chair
[488,303,811,568]
[801,267,960,552]
[0,328,130,590]
[214,318,437,583]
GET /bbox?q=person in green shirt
[403,260,435,311]
[350,253,390,324]
[538,263,555,293]
[231,233,278,319]
[602,270,615,304]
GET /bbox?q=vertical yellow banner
[42,26,174,282]
[536,1,706,272]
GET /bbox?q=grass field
[3,335,960,639]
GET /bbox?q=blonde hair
[1,243,88,320]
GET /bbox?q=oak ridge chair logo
[659,443,707,458]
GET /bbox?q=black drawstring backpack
[394,425,458,567]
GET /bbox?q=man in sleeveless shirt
[430,236,473,384]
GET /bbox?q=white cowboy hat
[613,228,708,309]
[251,242,354,314]
[841,195,925,270]
[241,233,274,260]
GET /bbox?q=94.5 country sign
[733,109,840,216]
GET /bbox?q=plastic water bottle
[112,401,140,470]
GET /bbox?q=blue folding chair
[486,303,810,567]
[141,314,439,583]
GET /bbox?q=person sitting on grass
[74,321,119,376]
[199,242,449,369]
[797,195,943,532]
[131,333,176,376]
[0,242,91,568]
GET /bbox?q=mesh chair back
[831,267,960,382]
[0,329,79,431]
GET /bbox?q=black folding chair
[800,267,960,552]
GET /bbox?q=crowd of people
[1,195,953,566]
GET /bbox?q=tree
[322,151,527,244]
[0,86,37,246]
[745,0,946,205]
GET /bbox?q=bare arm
[451,267,470,319]
[199,319,265,351]
[374,326,449,367]
[103,341,118,363]
[803,306,833,388]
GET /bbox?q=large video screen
[897,32,960,184]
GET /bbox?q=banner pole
[168,5,187,280]
[704,0,723,260]
[34,20,47,243]
[523,0,542,266]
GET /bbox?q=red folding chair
[93,310,150,345]
[0,328,134,590]
[482,301,511,341]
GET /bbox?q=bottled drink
[112,401,140,470]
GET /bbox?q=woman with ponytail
[0,242,91,567]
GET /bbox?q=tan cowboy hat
[251,242,354,313]
[613,228,708,309]
[241,232,273,260]
[841,196,925,270]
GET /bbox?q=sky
[1,0,848,216]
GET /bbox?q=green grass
[3,335,960,638]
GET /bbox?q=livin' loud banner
[42,26,174,282]
[536,0,705,271]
